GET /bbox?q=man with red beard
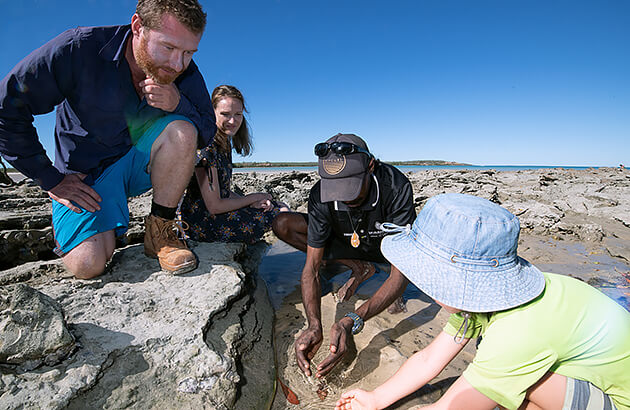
[0,0,215,278]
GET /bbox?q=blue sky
[1,0,628,166]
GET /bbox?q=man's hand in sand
[295,327,323,377]
[48,173,102,213]
[315,316,354,377]
[140,78,180,112]
[335,389,378,410]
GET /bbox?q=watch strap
[344,312,364,335]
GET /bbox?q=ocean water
[233,165,597,173]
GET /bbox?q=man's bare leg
[144,119,198,274]
[60,120,197,278]
[335,261,406,313]
[386,295,407,314]
[149,120,197,207]
[272,212,308,252]
[62,230,115,279]
[335,259,377,302]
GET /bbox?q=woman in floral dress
[179,85,288,244]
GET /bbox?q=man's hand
[294,326,323,377]
[48,173,102,213]
[316,316,354,378]
[140,78,180,112]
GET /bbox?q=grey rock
[0,284,74,368]
[0,242,275,410]
[233,171,317,212]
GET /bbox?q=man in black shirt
[273,133,416,378]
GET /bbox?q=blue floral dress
[179,142,279,244]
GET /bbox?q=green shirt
[444,272,630,410]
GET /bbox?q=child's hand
[335,389,377,410]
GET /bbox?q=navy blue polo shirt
[0,25,216,190]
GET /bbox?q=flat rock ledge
[0,241,275,410]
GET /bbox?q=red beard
[135,35,181,84]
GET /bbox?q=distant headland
[233,160,470,168]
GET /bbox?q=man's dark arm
[295,245,325,377]
[302,184,333,328]
[316,265,409,377]
[301,246,325,329]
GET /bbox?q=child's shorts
[52,114,193,255]
[563,377,617,410]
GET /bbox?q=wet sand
[259,234,630,409]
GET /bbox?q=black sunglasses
[314,142,372,158]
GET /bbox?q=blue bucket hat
[380,193,545,312]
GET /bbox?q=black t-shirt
[307,162,416,259]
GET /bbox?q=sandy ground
[260,233,630,409]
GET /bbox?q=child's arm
[335,331,469,410]
[421,375,498,410]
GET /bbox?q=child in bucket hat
[336,194,630,410]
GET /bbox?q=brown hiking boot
[144,214,197,274]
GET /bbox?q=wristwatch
[344,312,364,335]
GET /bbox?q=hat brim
[381,232,545,312]
[320,172,366,203]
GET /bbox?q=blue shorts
[52,114,193,255]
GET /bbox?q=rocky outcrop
[0,284,75,369]
[0,179,55,269]
[233,171,318,213]
[404,168,630,262]
[0,242,275,410]
[4,168,629,270]
[0,179,152,270]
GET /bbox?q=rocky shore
[1,167,629,409]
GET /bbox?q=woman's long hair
[211,85,253,156]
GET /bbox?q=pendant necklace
[346,210,362,248]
